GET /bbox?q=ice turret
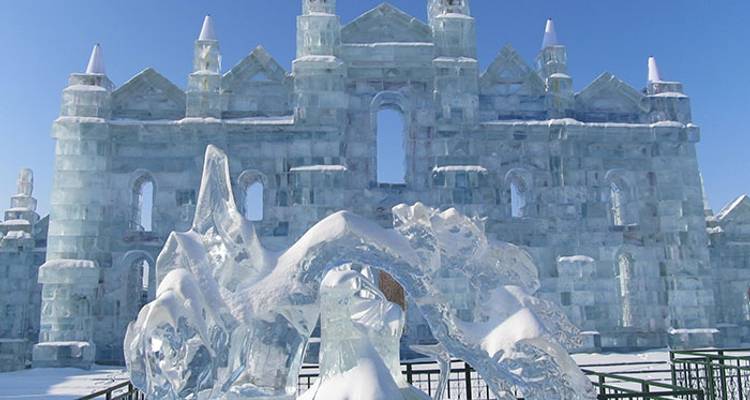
[85,43,106,75]
[293,0,347,125]
[428,0,476,58]
[34,44,112,369]
[541,18,558,49]
[303,0,336,15]
[198,15,216,41]
[646,56,692,123]
[537,19,573,117]
[187,15,222,118]
[429,0,479,125]
[2,169,39,226]
[60,44,113,118]
[648,56,662,83]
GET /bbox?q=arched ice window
[239,171,265,222]
[132,174,155,232]
[122,251,156,320]
[244,182,264,222]
[505,169,531,219]
[376,108,407,184]
[607,173,638,227]
[510,179,527,218]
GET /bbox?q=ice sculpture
[125,145,595,400]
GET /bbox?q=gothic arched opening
[510,179,527,218]
[244,181,264,222]
[376,108,407,185]
[128,256,155,317]
[607,173,638,227]
[132,175,155,232]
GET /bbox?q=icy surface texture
[125,145,594,399]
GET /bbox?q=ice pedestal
[32,259,99,369]
[668,328,719,350]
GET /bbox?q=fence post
[705,359,716,400]
[669,349,677,386]
[717,351,728,400]
[598,375,606,397]
[405,362,413,385]
[464,362,473,400]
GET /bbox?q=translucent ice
[125,145,595,400]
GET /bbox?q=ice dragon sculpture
[124,145,595,400]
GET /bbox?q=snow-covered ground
[0,365,128,399]
[0,350,672,399]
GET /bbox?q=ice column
[33,44,112,369]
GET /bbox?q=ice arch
[505,168,532,218]
[131,172,155,232]
[125,145,595,400]
[605,170,638,226]
[372,91,410,185]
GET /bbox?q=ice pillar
[33,44,112,369]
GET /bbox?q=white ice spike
[85,44,105,75]
[542,18,558,49]
[648,56,662,83]
[199,15,217,41]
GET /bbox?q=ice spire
[199,15,216,41]
[648,56,662,83]
[542,18,558,49]
[85,44,105,75]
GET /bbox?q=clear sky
[0,0,748,217]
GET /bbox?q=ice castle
[0,0,748,369]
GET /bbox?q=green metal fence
[77,381,144,400]
[671,348,750,400]
[88,351,750,400]
[583,368,705,399]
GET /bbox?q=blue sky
[0,1,748,216]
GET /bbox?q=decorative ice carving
[124,145,595,400]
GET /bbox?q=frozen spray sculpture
[124,145,595,400]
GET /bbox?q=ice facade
[1,0,743,369]
[124,145,595,399]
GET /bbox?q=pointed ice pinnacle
[648,56,662,83]
[199,15,216,41]
[542,18,558,49]
[85,43,105,75]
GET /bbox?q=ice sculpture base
[32,341,96,370]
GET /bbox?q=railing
[583,368,705,399]
[300,360,509,399]
[78,381,145,400]
[671,348,750,400]
[82,358,710,400]
[301,360,700,400]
